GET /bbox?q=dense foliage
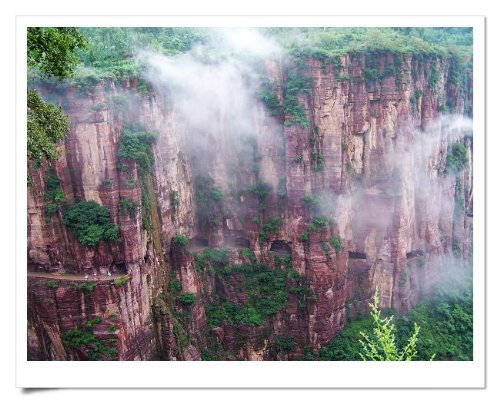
[307,279,472,361]
[43,169,64,216]
[62,316,117,360]
[27,89,69,167]
[118,198,138,218]
[117,123,157,173]
[266,27,472,61]
[204,261,311,328]
[27,28,86,177]
[173,234,189,246]
[30,27,470,98]
[397,281,473,360]
[62,201,120,246]
[28,27,87,80]
[283,74,311,128]
[358,289,421,361]
[200,257,314,360]
[178,293,196,306]
[194,248,229,272]
[329,235,342,253]
[195,176,225,228]
[445,143,469,174]
[76,28,212,80]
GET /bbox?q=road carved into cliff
[28,271,124,282]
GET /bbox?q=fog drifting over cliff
[138,28,473,262]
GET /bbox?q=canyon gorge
[26,28,473,361]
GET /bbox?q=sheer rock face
[27,84,197,360]
[27,53,472,360]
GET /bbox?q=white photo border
[16,15,485,388]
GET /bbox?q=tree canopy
[27,28,87,178]
[27,89,68,166]
[28,27,87,80]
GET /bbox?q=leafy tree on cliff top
[28,28,87,80]
[359,288,432,361]
[27,28,87,182]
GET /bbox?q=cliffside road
[27,271,124,282]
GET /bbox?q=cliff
[27,52,473,360]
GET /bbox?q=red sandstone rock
[27,54,472,359]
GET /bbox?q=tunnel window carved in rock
[113,262,127,274]
[406,250,424,258]
[270,240,292,256]
[348,251,367,259]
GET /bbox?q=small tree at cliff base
[359,288,432,361]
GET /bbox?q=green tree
[27,28,87,182]
[27,89,68,166]
[359,288,430,361]
[28,28,87,80]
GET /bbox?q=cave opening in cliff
[348,251,367,259]
[270,240,292,256]
[406,250,424,258]
[113,262,127,274]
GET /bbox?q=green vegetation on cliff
[200,257,315,360]
[27,28,87,181]
[33,27,472,97]
[267,27,472,60]
[445,142,469,174]
[28,28,87,80]
[358,289,421,361]
[205,263,290,328]
[27,89,69,169]
[62,201,120,246]
[118,123,157,173]
[114,275,130,286]
[173,233,189,246]
[119,198,138,218]
[43,169,64,216]
[194,176,225,228]
[62,316,117,360]
[305,279,472,361]
[329,235,342,253]
[117,123,158,230]
[283,74,311,128]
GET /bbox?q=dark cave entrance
[270,240,292,256]
[406,250,424,258]
[348,251,367,259]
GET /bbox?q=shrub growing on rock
[114,275,130,286]
[173,234,189,246]
[62,200,120,246]
[329,235,342,253]
[117,123,157,173]
[178,292,196,306]
[118,198,138,217]
[445,143,468,174]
